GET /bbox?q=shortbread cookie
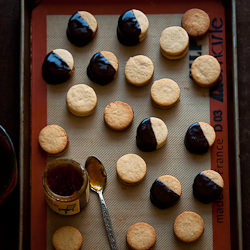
[193,169,224,203]
[182,8,210,39]
[125,55,154,86]
[52,226,83,250]
[126,222,156,250]
[136,117,168,152]
[151,78,180,108]
[116,154,146,185]
[117,9,149,46]
[150,175,181,209]
[42,49,74,84]
[67,11,98,46]
[160,26,189,60]
[174,211,204,243]
[191,55,221,87]
[66,84,97,117]
[184,122,216,154]
[38,125,69,155]
[104,101,133,130]
[87,51,118,85]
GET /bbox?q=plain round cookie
[87,51,119,85]
[193,169,224,203]
[182,8,210,39]
[150,175,182,209]
[136,117,168,152]
[160,26,189,60]
[117,9,149,46]
[67,11,98,46]
[52,226,83,250]
[126,222,156,250]
[184,122,216,154]
[125,55,154,86]
[151,78,180,108]
[66,84,97,117]
[42,49,74,84]
[191,55,221,87]
[116,154,147,185]
[38,125,68,155]
[104,101,134,130]
[174,211,204,243]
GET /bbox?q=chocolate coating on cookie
[193,171,223,203]
[87,52,117,85]
[42,50,73,84]
[150,178,180,209]
[67,12,95,46]
[184,122,209,154]
[136,118,157,152]
[117,10,141,46]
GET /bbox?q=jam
[43,158,89,215]
[136,118,157,152]
[46,163,83,196]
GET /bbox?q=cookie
[193,169,224,203]
[160,26,189,60]
[184,122,216,154]
[66,84,97,117]
[126,222,156,250]
[87,51,118,85]
[117,9,149,46]
[52,226,83,250]
[191,55,221,87]
[151,78,180,109]
[182,8,210,39]
[150,175,181,209]
[136,117,168,152]
[116,154,146,185]
[67,11,98,46]
[104,101,133,130]
[174,211,204,243]
[38,125,69,155]
[42,49,74,84]
[125,55,154,86]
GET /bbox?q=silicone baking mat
[31,0,230,249]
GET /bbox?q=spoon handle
[97,190,117,250]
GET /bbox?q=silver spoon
[85,156,117,250]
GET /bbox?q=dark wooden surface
[0,0,249,249]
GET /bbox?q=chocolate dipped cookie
[184,122,216,154]
[150,175,181,209]
[136,117,168,152]
[117,9,149,46]
[67,11,98,47]
[193,169,224,203]
[87,51,118,85]
[42,49,74,84]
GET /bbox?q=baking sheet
[46,14,211,250]
[30,1,231,249]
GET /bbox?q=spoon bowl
[85,156,106,192]
[85,156,117,250]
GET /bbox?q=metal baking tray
[19,0,242,249]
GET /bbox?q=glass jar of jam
[42,158,89,215]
